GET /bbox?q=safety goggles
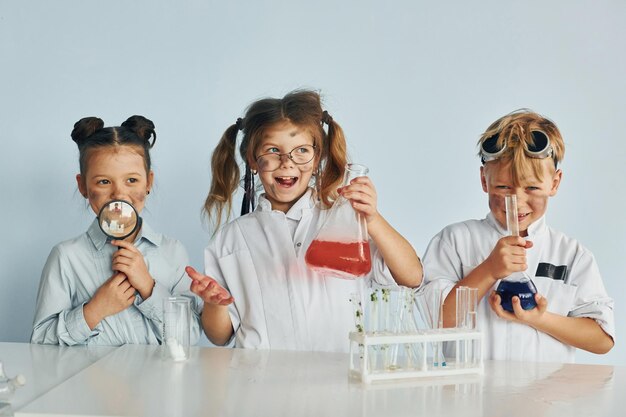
[480,130,554,165]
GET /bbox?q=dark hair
[204,90,348,227]
[71,115,156,175]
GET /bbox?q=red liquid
[305,240,372,278]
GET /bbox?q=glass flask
[305,163,372,279]
[495,195,537,312]
[0,361,25,403]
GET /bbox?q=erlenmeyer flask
[495,195,537,312]
[305,163,372,279]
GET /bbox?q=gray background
[1,1,624,365]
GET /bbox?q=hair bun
[122,115,156,148]
[71,117,104,144]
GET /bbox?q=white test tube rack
[349,328,483,383]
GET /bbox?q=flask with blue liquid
[495,195,537,312]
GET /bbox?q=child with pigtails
[187,89,423,352]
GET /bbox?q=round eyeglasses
[255,144,317,172]
[480,130,554,165]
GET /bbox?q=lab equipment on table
[162,297,191,362]
[349,286,483,383]
[495,195,537,312]
[305,163,371,279]
[0,360,25,403]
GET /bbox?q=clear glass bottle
[305,163,372,279]
[495,195,537,312]
[0,361,25,403]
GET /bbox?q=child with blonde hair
[422,109,614,362]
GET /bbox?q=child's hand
[489,292,548,326]
[85,273,136,328]
[338,176,380,224]
[483,236,533,281]
[186,266,234,306]
[111,240,155,300]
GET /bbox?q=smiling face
[251,121,318,213]
[76,146,154,217]
[481,159,562,236]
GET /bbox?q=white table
[8,343,625,417]
[0,342,114,413]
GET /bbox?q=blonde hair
[204,90,348,228]
[478,109,564,186]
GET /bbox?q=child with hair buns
[31,116,200,346]
[186,89,423,352]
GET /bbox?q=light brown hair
[204,89,348,227]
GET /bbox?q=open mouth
[275,176,298,188]
[518,213,530,221]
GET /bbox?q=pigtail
[121,115,156,148]
[204,123,241,228]
[318,114,348,208]
[71,117,104,146]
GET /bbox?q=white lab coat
[203,190,397,352]
[421,213,614,362]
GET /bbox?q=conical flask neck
[342,163,369,186]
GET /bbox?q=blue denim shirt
[31,219,200,346]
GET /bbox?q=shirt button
[296,242,302,247]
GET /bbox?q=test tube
[456,286,478,367]
[401,289,424,369]
[505,195,533,282]
[465,287,480,366]
[433,288,447,368]
[505,194,519,237]
[455,286,468,366]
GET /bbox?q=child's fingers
[489,292,515,320]
[217,296,235,306]
[343,182,376,199]
[186,266,211,283]
[510,296,526,318]
[111,240,139,252]
[535,293,548,312]
[350,201,376,217]
[108,272,128,285]
[350,176,374,187]
[488,291,500,310]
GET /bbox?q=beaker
[305,163,372,279]
[495,195,537,312]
[162,297,191,361]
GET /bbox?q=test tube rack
[349,328,483,383]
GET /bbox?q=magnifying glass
[97,200,141,241]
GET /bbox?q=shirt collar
[87,217,161,251]
[256,188,316,221]
[486,211,547,238]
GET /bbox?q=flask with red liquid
[305,163,372,279]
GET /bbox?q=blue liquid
[496,279,538,312]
